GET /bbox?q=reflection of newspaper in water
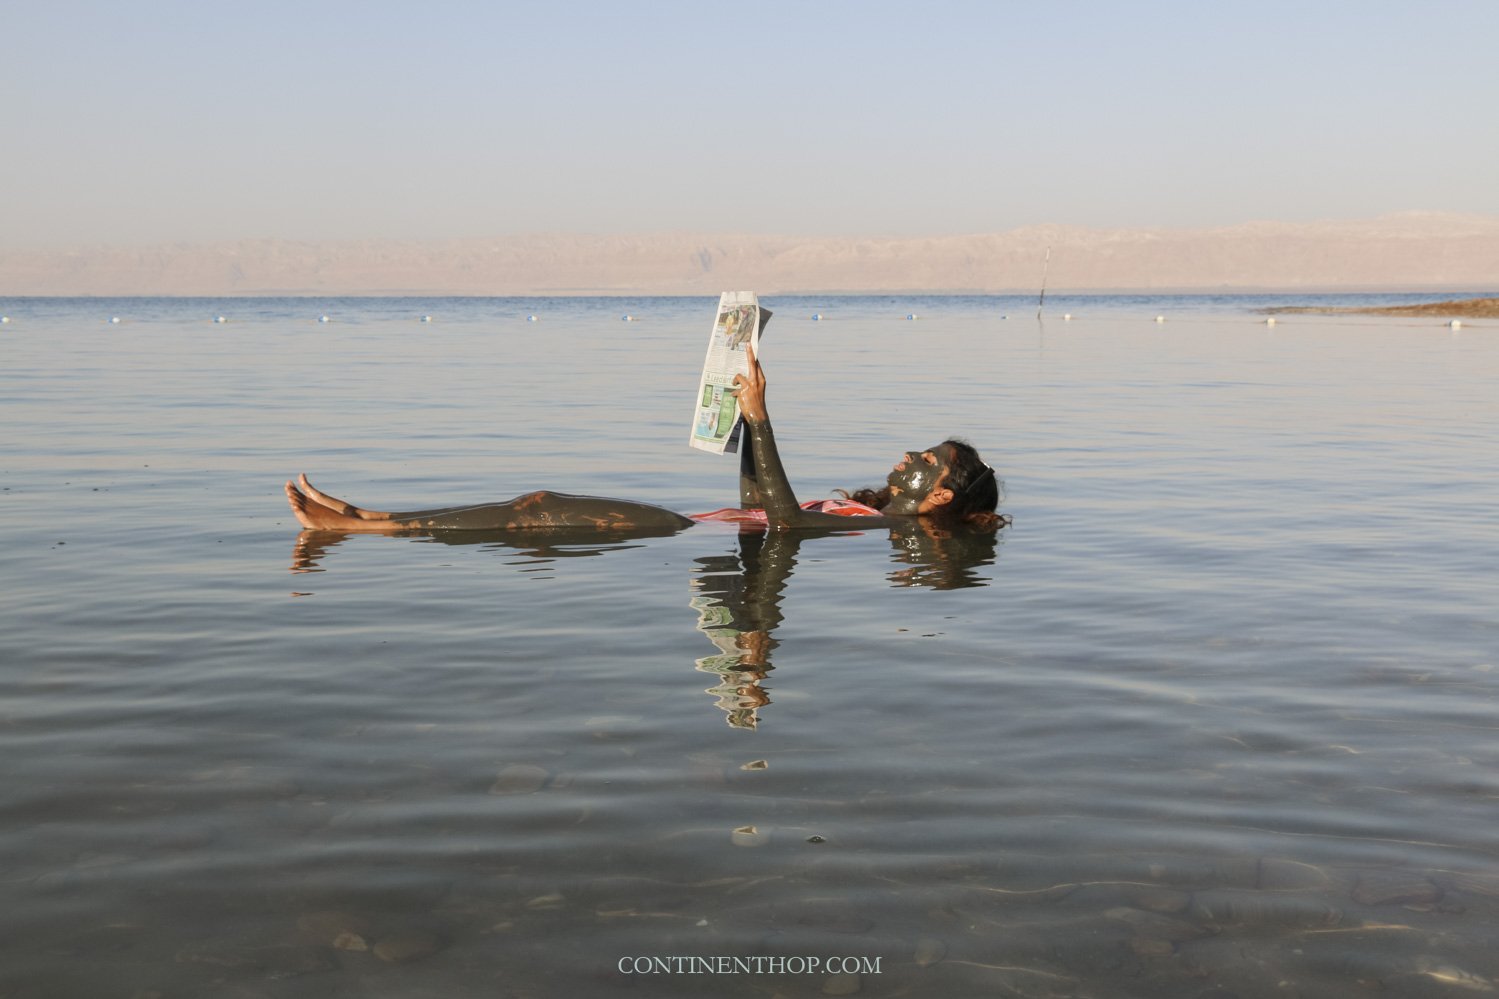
[689,291,771,454]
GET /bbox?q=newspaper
[688,291,772,454]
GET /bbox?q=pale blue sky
[4,1,1496,247]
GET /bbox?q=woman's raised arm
[731,345,854,530]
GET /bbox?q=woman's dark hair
[837,438,1006,528]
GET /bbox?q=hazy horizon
[5,213,1497,296]
[5,2,1498,250]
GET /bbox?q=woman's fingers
[743,343,764,384]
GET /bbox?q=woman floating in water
[285,345,1007,533]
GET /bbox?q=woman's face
[885,444,954,515]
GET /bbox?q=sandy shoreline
[1265,296,1499,318]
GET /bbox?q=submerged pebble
[489,764,550,794]
[1129,937,1174,957]
[732,825,769,847]
[373,931,443,964]
[1415,961,1492,991]
[332,932,367,952]
[913,936,947,967]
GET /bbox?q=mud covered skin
[286,479,692,533]
[390,491,694,531]
[885,444,956,515]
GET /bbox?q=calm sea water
[2,294,1497,998]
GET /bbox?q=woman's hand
[731,343,769,424]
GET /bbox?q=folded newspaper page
[689,291,772,454]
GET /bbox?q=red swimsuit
[690,498,883,524]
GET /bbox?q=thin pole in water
[1036,246,1051,320]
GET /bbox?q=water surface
[3,295,1497,998]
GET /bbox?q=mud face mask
[885,447,952,515]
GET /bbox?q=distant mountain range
[3,213,1496,296]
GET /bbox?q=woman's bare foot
[286,480,398,532]
[298,473,392,520]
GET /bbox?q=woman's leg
[286,481,402,532]
[287,479,692,532]
[296,474,495,522]
[297,474,394,520]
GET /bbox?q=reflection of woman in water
[688,521,1000,729]
[285,345,1007,533]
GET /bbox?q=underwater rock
[1412,961,1493,992]
[1191,891,1342,928]
[489,764,550,794]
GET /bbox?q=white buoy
[811,313,822,321]
[527,315,538,322]
[318,315,330,323]
[621,314,633,322]
[0,316,9,323]
[1155,315,1166,324]
[214,315,227,324]
[1265,317,1277,326]
[109,316,121,324]
[906,313,918,320]
[1063,313,1073,321]
[1449,319,1463,330]
[420,315,432,323]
